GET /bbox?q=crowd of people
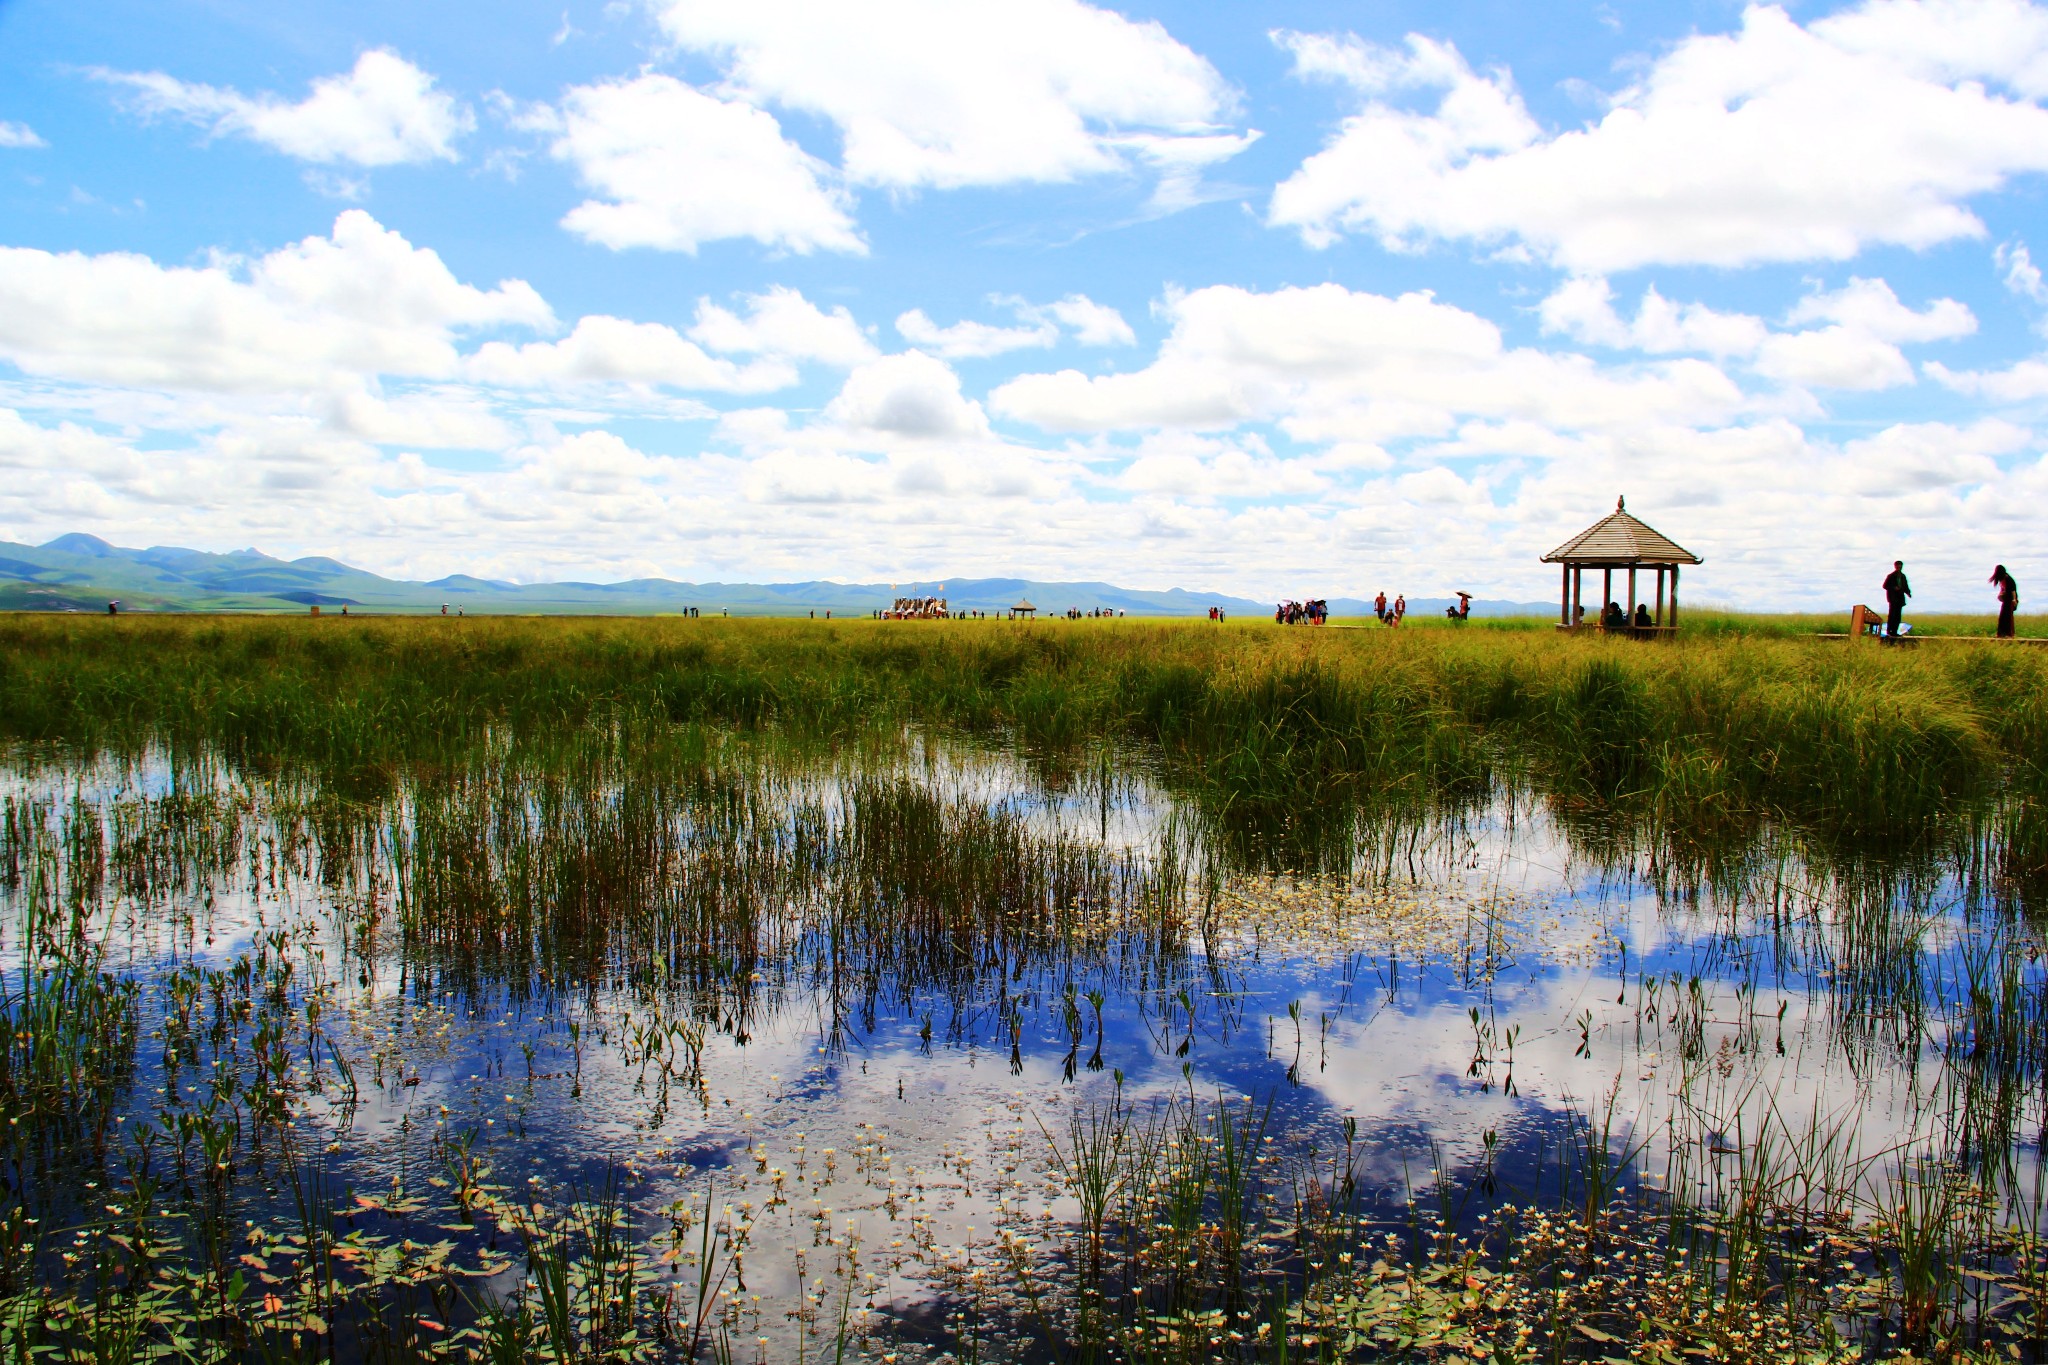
[868,601,1140,620]
[1276,599,1328,625]
[1269,592,1467,626]
[777,562,2029,634]
[1597,601,1656,630]
[883,595,949,619]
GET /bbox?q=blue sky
[2,0,2046,608]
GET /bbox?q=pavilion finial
[1617,494,1626,512]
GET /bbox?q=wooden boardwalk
[1814,633,2048,647]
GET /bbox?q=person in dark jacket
[1991,564,2020,639]
[1882,561,1911,641]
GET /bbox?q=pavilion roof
[1013,599,1036,611]
[1542,497,1701,566]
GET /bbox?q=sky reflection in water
[4,736,2034,1355]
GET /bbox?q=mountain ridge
[0,535,1556,618]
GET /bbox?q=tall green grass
[2,614,2041,858]
[4,614,2048,1361]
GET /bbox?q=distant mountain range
[0,534,1554,619]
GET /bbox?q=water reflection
[2,728,2043,1359]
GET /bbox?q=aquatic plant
[0,617,2044,1361]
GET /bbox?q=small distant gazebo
[1543,496,1701,631]
[1011,599,1036,619]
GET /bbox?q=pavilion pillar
[1654,567,1665,625]
[1560,563,1570,625]
[1573,567,1583,626]
[1627,566,1637,617]
[1602,568,1613,622]
[1670,564,1680,627]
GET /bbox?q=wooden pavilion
[1010,599,1037,619]
[1542,496,1701,632]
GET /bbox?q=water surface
[4,731,2039,1358]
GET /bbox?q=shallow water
[3,732,2042,1359]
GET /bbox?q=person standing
[1991,564,2020,639]
[1882,560,1911,641]
[1374,590,1387,623]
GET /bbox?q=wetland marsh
[3,615,2047,1363]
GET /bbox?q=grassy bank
[2,613,2044,849]
[1328,609,2048,638]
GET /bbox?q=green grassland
[1330,608,2048,638]
[4,612,2044,856]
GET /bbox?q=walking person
[1373,590,1387,623]
[1991,564,2020,639]
[1882,560,1911,642]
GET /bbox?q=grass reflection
[0,617,2046,1359]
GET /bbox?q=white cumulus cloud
[690,287,877,367]
[1044,296,1136,347]
[1542,275,1974,390]
[1928,356,2048,400]
[824,351,992,440]
[0,210,549,391]
[1998,242,2048,302]
[1815,0,2048,97]
[325,389,515,450]
[894,295,1136,358]
[1784,277,1976,342]
[543,75,862,255]
[1754,328,1917,390]
[1838,418,2029,493]
[993,282,1754,443]
[895,310,1059,359]
[0,122,45,149]
[1752,278,1975,389]
[465,316,795,392]
[1269,2,2048,271]
[1116,434,1326,501]
[1539,278,1770,356]
[98,50,471,167]
[654,0,1248,191]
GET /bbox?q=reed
[2,614,2046,1362]
[2,614,2040,869]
